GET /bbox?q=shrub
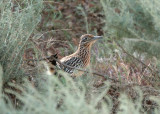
[0,0,43,82]
[101,0,160,59]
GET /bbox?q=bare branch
[115,41,158,77]
[24,56,117,81]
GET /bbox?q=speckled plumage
[58,34,102,76]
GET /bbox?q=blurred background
[0,0,160,113]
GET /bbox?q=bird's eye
[82,37,88,41]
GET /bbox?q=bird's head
[79,34,103,46]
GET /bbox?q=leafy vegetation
[0,0,160,114]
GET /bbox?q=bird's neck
[76,44,92,66]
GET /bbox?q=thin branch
[43,1,63,4]
[27,39,114,80]
[24,56,117,82]
[115,41,158,76]
[34,29,72,40]
[123,38,160,46]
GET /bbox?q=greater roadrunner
[57,34,103,76]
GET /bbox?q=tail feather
[46,54,58,75]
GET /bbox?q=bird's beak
[93,36,103,40]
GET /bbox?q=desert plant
[101,0,160,59]
[0,0,160,114]
[0,0,43,82]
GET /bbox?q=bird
[45,54,58,75]
[56,34,103,77]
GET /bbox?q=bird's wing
[60,57,83,74]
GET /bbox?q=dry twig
[115,41,158,77]
[25,56,117,81]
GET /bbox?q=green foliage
[0,0,160,114]
[118,88,143,114]
[0,72,159,114]
[101,0,160,58]
[3,73,110,114]
[0,0,43,82]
